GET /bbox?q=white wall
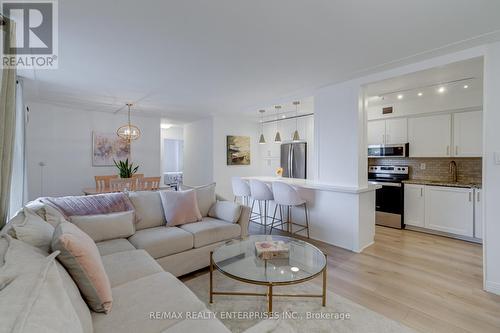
[26,102,161,199]
[183,118,214,186]
[483,41,500,295]
[212,115,262,200]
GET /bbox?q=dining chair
[140,177,161,191]
[94,175,118,190]
[109,178,135,192]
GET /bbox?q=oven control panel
[369,166,409,175]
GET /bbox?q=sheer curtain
[0,17,17,228]
[8,79,27,219]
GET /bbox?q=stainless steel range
[368,165,409,229]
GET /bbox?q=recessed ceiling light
[463,84,469,89]
[397,94,403,100]
[418,92,423,97]
[281,115,286,119]
[438,86,446,93]
[290,267,299,272]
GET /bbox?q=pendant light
[117,103,141,142]
[274,105,282,143]
[258,109,266,144]
[292,101,300,141]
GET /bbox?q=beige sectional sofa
[0,188,251,333]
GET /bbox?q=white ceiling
[364,57,484,105]
[20,0,500,121]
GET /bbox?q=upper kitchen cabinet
[367,120,385,145]
[408,114,451,157]
[385,118,408,144]
[367,118,407,145]
[453,111,482,157]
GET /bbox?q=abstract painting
[92,132,131,166]
[227,135,250,165]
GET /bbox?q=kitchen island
[242,176,381,252]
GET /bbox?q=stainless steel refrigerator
[280,142,307,179]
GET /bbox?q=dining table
[82,185,175,196]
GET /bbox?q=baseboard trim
[355,241,374,253]
[485,280,500,295]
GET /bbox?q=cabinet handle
[469,192,472,202]
[446,146,450,156]
[382,134,385,144]
[420,188,423,196]
[477,191,480,202]
[455,146,458,156]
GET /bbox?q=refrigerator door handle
[290,144,294,178]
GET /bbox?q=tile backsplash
[368,157,482,183]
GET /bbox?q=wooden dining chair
[95,175,118,190]
[109,178,135,192]
[139,177,161,191]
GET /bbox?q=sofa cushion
[70,211,135,242]
[101,249,163,287]
[159,189,202,226]
[96,238,136,256]
[91,272,206,333]
[128,191,165,230]
[0,235,86,333]
[208,201,242,223]
[7,207,54,253]
[180,217,241,248]
[128,226,194,259]
[52,222,113,313]
[182,183,216,217]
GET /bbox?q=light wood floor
[181,223,500,332]
[242,223,500,333]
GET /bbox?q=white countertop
[242,176,381,194]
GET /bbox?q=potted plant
[113,159,139,178]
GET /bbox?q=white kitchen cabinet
[385,118,408,144]
[408,114,452,157]
[453,111,482,157]
[424,185,473,237]
[367,120,386,145]
[474,188,483,239]
[367,118,407,145]
[404,184,425,227]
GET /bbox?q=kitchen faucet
[449,160,457,183]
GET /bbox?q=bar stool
[231,177,251,206]
[270,181,310,238]
[249,179,275,230]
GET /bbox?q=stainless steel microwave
[368,143,409,158]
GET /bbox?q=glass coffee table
[209,235,327,312]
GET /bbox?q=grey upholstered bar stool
[249,179,275,231]
[231,177,251,206]
[269,181,310,238]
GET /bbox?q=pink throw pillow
[51,222,113,313]
[159,189,202,226]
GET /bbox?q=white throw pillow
[208,201,242,223]
[9,207,55,252]
[181,183,216,217]
[128,191,165,230]
[159,189,202,226]
[69,211,135,243]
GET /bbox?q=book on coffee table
[254,240,289,260]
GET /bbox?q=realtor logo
[1,0,58,69]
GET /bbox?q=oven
[368,166,409,229]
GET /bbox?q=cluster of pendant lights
[259,101,301,144]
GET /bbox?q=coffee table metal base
[209,251,327,313]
